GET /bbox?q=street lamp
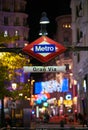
[11,82,17,126]
[39,24,48,36]
[12,83,17,90]
[39,12,50,24]
[39,12,50,36]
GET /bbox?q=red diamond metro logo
[23,36,66,63]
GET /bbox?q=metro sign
[23,36,66,63]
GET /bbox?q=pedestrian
[43,110,50,123]
[74,112,78,122]
[68,114,74,123]
[60,119,64,127]
[82,113,88,127]
[5,114,11,127]
[6,124,11,130]
[60,119,64,130]
[77,113,83,124]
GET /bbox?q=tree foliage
[0,52,30,98]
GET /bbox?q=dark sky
[26,0,71,42]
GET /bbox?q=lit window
[83,80,86,92]
[24,43,28,46]
[65,24,68,28]
[63,24,71,28]
[15,30,19,36]
[4,30,8,37]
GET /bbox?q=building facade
[71,0,88,114]
[55,15,77,114]
[0,0,29,47]
[55,15,72,72]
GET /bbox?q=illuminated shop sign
[34,78,69,94]
[65,93,72,100]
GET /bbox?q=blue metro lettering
[34,44,55,53]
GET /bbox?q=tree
[0,65,10,127]
[0,52,31,127]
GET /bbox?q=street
[0,123,88,130]
[35,122,88,130]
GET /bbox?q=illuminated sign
[34,78,69,94]
[34,44,55,53]
[23,66,66,73]
[65,93,72,100]
[23,36,66,63]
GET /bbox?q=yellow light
[25,96,27,99]
[73,97,77,104]
[74,80,77,85]
[19,93,23,96]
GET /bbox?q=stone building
[0,0,29,47]
[71,0,88,114]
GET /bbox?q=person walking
[82,113,88,127]
[43,110,50,123]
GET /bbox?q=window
[23,18,27,26]
[77,53,80,63]
[79,2,82,10]
[4,30,8,37]
[65,64,69,71]
[14,17,20,26]
[76,2,83,18]
[77,29,80,43]
[15,30,19,36]
[4,17,8,25]
[14,1,19,12]
[2,0,10,11]
[77,29,83,43]
[20,2,25,12]
[80,31,83,39]
[76,6,79,17]
[63,36,69,46]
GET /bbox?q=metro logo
[34,44,55,53]
[23,36,66,63]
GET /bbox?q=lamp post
[11,82,17,126]
[12,83,17,91]
[39,12,50,36]
[29,77,35,106]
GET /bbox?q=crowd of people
[4,111,88,128]
[38,110,88,127]
[77,113,88,127]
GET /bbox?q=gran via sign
[23,36,66,63]
[23,66,66,73]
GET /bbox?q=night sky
[25,0,71,42]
